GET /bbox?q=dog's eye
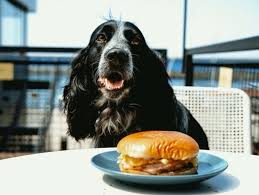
[131,37,140,46]
[96,34,107,43]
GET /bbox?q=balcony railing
[0,46,167,156]
[184,35,259,86]
[183,35,259,152]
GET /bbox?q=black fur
[63,20,209,149]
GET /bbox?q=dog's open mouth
[98,72,125,91]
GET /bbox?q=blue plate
[91,150,228,185]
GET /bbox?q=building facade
[0,0,36,45]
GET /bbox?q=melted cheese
[118,154,198,169]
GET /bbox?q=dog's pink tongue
[105,78,124,90]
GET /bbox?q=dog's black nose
[106,49,129,64]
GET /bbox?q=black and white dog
[63,20,209,149]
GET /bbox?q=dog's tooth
[105,79,111,90]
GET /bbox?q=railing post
[184,54,193,86]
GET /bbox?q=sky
[28,0,259,58]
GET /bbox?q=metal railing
[0,47,77,154]
[184,35,259,86]
[0,46,167,156]
[183,36,259,152]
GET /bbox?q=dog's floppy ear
[63,46,98,140]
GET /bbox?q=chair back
[174,86,252,154]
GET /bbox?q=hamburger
[117,131,199,175]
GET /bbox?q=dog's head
[73,20,153,101]
[64,20,169,141]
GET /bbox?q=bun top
[117,131,199,160]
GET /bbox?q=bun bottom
[120,167,197,176]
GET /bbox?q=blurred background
[0,0,258,158]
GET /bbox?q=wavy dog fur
[63,20,209,149]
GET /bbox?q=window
[0,0,26,45]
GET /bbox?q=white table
[0,148,258,195]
